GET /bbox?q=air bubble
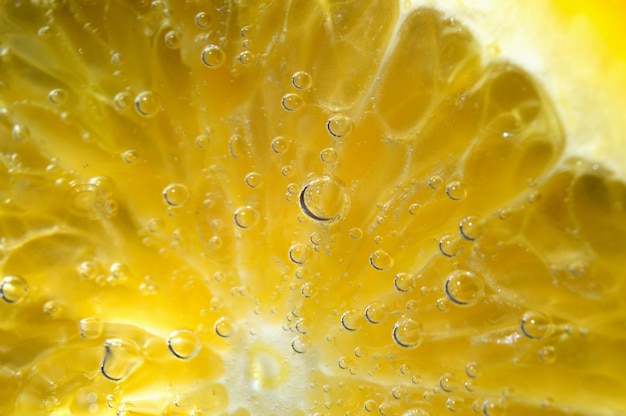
[215,317,234,338]
[195,11,211,28]
[364,399,377,412]
[244,172,263,188]
[497,207,512,220]
[114,92,131,110]
[341,309,363,331]
[48,88,67,105]
[444,270,484,306]
[482,398,506,416]
[11,124,30,142]
[134,91,160,117]
[402,409,430,416]
[164,30,181,49]
[77,261,99,279]
[465,361,481,378]
[229,134,245,158]
[43,300,62,317]
[281,165,294,178]
[392,317,423,349]
[320,147,338,163]
[538,345,557,364]
[439,373,458,392]
[271,136,288,153]
[291,71,312,90]
[349,227,363,239]
[428,175,443,189]
[237,51,254,65]
[79,317,104,338]
[408,203,421,215]
[364,302,387,324]
[201,45,225,68]
[369,249,394,271]
[167,329,201,360]
[436,297,450,312]
[281,93,304,112]
[300,282,318,298]
[446,181,467,201]
[326,114,353,138]
[446,397,464,412]
[459,215,483,241]
[439,235,461,257]
[162,183,190,207]
[299,176,350,224]
[121,149,139,164]
[394,272,416,292]
[110,51,125,65]
[520,311,553,340]
[291,335,311,353]
[232,206,259,228]
[194,133,209,148]
[1,275,29,304]
[289,243,309,265]
[101,338,142,382]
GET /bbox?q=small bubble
[281,93,304,111]
[271,136,288,153]
[446,397,464,412]
[446,181,467,201]
[134,91,160,117]
[365,302,387,324]
[201,44,225,68]
[105,394,119,408]
[194,133,209,148]
[43,300,62,317]
[459,215,484,241]
[364,399,377,412]
[48,88,67,105]
[326,114,353,138]
[233,206,260,228]
[527,190,541,204]
[341,309,363,331]
[378,401,392,415]
[229,134,245,158]
[113,92,131,110]
[240,25,253,38]
[497,207,511,220]
[392,386,406,400]
[195,11,211,28]
[444,270,484,306]
[0,275,28,304]
[215,317,234,338]
[121,149,139,164]
[520,311,553,340]
[538,345,557,364]
[349,227,363,239]
[295,318,311,334]
[408,203,421,215]
[164,30,181,49]
[79,317,104,338]
[369,249,394,271]
[291,335,311,353]
[38,25,52,38]
[11,124,30,142]
[281,165,294,178]
[392,317,423,349]
[465,361,481,378]
[320,147,338,163]
[394,272,416,292]
[162,183,190,207]
[299,176,350,224]
[101,338,142,382]
[244,172,263,188]
[439,234,461,257]
[435,297,450,312]
[167,329,201,360]
[300,282,318,298]
[110,51,125,65]
[482,398,506,416]
[428,175,443,189]
[439,372,458,392]
[291,71,312,90]
[237,51,254,65]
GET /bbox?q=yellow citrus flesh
[0,1,625,415]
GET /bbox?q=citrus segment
[0,0,625,415]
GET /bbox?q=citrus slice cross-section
[1,0,626,415]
